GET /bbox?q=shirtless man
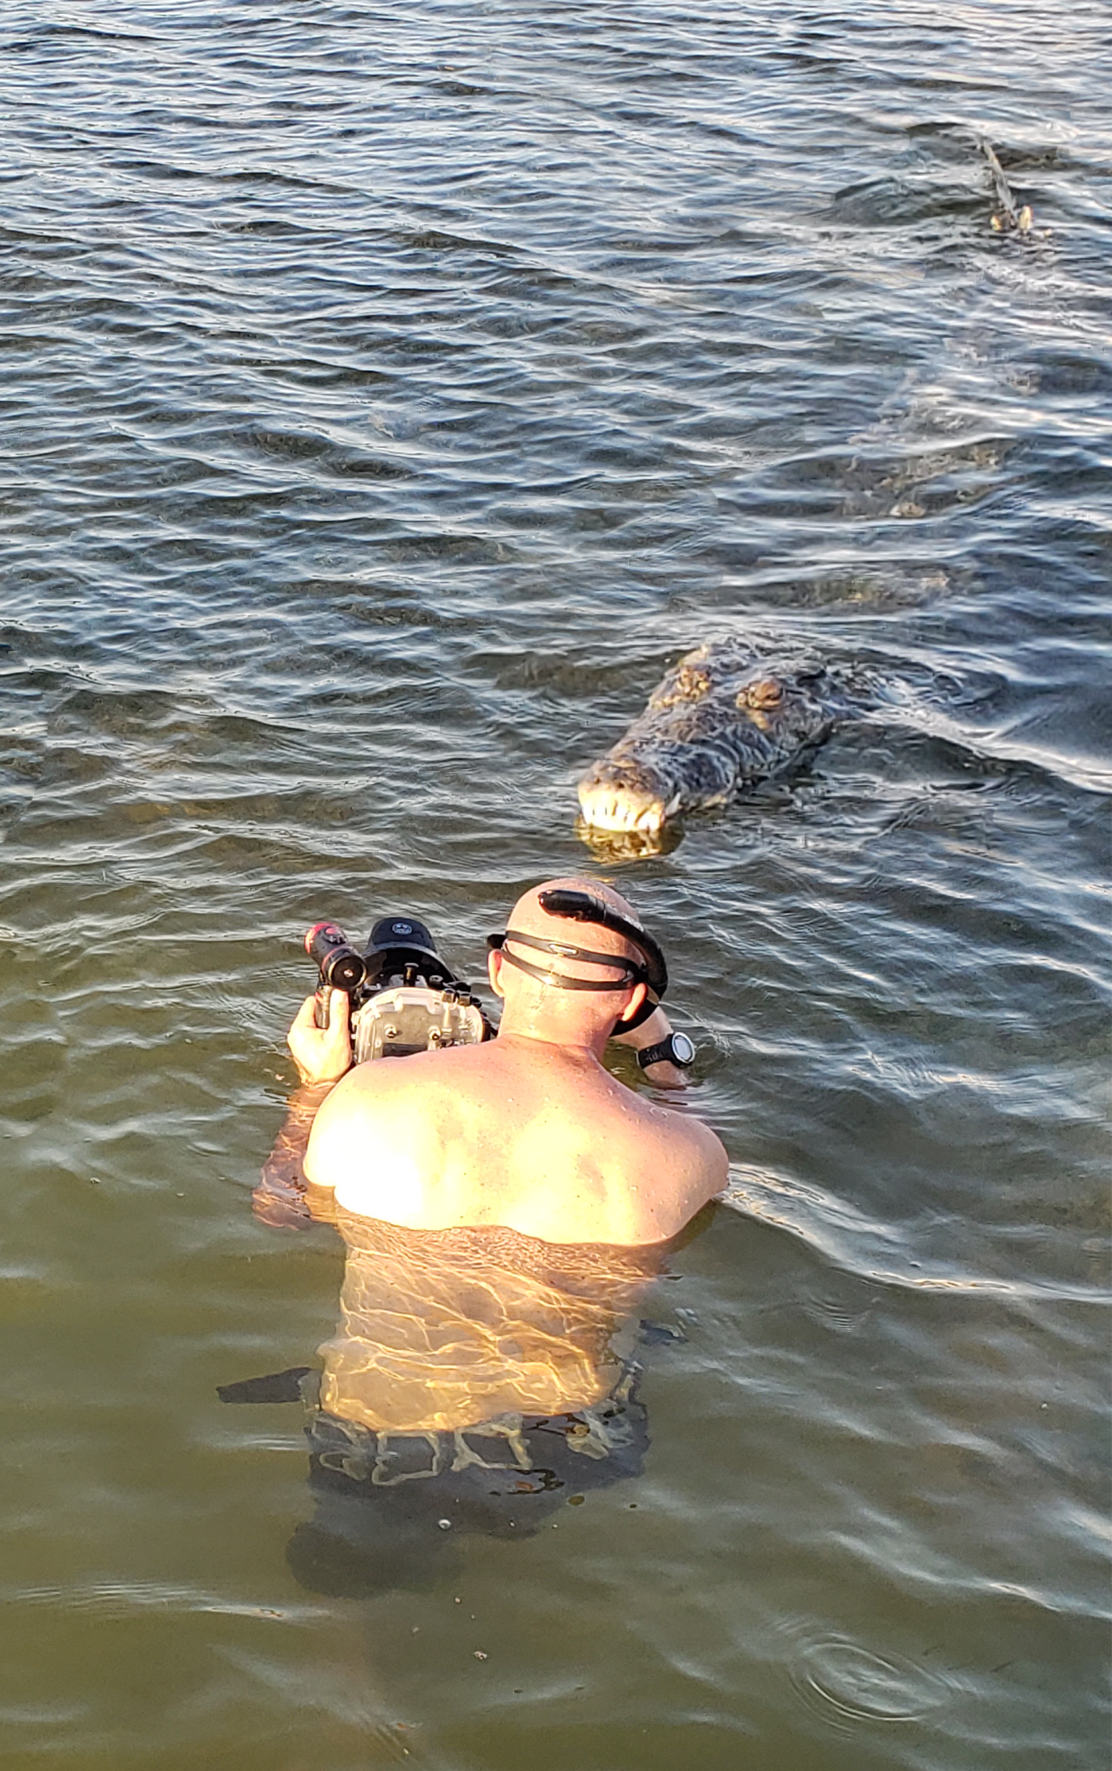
[274,878,728,1247]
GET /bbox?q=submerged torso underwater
[227,1207,690,1595]
[319,1205,665,1436]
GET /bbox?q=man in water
[243,880,727,1591]
[279,877,727,1247]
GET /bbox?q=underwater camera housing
[304,917,490,1064]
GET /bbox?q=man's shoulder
[318,1046,489,1131]
[591,1083,726,1206]
[628,1087,724,1152]
[304,1056,442,1194]
[336,1048,448,1096]
[588,1096,726,1242]
[310,1056,425,1141]
[641,1098,728,1199]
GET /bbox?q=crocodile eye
[742,679,783,709]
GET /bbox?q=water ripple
[783,1626,950,1730]
[0,2,1108,1767]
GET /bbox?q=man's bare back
[287,879,728,1247]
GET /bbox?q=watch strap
[636,1033,694,1070]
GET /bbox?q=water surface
[1,2,1108,1766]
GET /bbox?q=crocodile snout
[577,759,675,834]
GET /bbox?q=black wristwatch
[636,1031,696,1071]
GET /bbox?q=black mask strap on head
[486,931,643,991]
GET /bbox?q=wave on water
[720,1165,1111,1306]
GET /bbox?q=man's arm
[253,989,352,1227]
[610,1004,692,1089]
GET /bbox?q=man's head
[487,877,660,1045]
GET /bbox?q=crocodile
[576,640,859,837]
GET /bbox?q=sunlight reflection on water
[0,0,1108,1765]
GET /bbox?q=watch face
[671,1032,696,1065]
